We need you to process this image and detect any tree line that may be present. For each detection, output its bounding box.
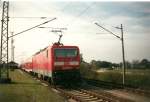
[89,59,150,70]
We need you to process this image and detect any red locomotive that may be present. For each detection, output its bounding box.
[21,42,81,84]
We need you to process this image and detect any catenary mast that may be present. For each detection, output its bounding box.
[0,1,10,83]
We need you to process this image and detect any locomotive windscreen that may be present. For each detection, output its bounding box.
[54,48,78,57]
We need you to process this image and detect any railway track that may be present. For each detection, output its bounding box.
[57,87,116,102]
[37,78,117,102]
[37,79,133,102]
[56,84,134,102]
[84,78,150,97]
[22,70,134,102]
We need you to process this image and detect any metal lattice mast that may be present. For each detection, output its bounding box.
[0,1,9,80]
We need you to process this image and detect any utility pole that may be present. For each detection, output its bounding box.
[120,24,126,85]
[0,1,10,83]
[95,23,126,85]
[115,24,126,85]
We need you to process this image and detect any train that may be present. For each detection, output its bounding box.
[21,42,81,84]
[21,57,32,72]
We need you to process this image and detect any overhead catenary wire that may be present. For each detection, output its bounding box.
[61,2,122,37]
[9,17,50,19]
[26,2,73,33]
[8,18,56,38]
[95,22,121,39]
[44,2,72,28]
[73,2,99,24]
[62,2,118,38]
[66,2,95,28]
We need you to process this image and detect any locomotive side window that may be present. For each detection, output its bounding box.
[54,48,77,57]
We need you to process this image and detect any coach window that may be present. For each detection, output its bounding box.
[46,50,48,58]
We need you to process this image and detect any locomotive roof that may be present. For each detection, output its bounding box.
[33,44,78,56]
[34,46,48,55]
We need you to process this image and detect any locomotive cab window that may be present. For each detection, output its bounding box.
[54,48,78,57]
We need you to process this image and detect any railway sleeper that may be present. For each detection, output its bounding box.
[81,98,100,101]
[73,94,91,97]
[80,89,115,102]
[57,88,86,102]
[72,90,113,102]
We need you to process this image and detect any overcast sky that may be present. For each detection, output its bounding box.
[1,1,150,63]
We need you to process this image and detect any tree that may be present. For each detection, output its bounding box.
[100,61,112,68]
[90,60,113,69]
[131,60,140,69]
[80,53,84,62]
[126,61,131,69]
[140,59,150,68]
[112,63,120,69]
[90,60,98,70]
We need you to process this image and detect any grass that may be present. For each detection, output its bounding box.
[0,69,65,102]
[80,66,150,90]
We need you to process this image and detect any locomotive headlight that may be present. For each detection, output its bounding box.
[54,61,79,66]
[54,62,64,66]
[69,61,79,65]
